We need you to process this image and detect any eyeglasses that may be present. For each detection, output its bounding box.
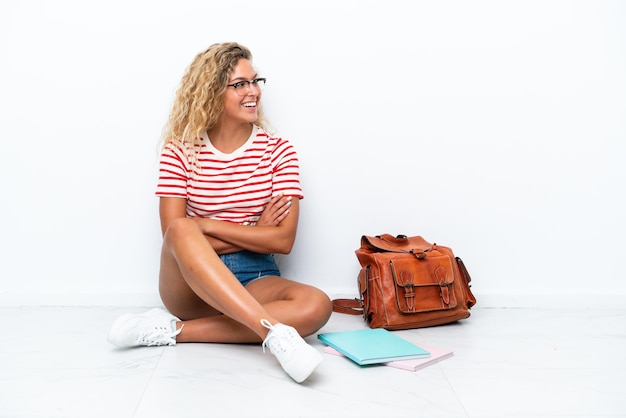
[227,78,266,96]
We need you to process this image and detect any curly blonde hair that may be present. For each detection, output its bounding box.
[161,42,267,152]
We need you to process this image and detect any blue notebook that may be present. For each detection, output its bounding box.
[317,328,430,365]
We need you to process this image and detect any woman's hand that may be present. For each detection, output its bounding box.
[256,194,292,227]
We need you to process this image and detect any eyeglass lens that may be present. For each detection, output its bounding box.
[234,79,265,95]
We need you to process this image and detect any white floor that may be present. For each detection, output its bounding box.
[1,305,625,418]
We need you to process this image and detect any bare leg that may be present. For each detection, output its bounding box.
[174,277,332,343]
[159,217,332,343]
[159,217,278,339]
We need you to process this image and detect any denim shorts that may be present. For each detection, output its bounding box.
[219,250,281,287]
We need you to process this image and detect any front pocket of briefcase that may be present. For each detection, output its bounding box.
[389,253,458,313]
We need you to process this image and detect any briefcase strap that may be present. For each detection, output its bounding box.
[331,298,363,315]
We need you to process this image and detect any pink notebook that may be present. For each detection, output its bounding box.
[323,345,453,371]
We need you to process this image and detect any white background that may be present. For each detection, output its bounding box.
[1,0,624,307]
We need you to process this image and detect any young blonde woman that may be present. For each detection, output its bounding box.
[107,42,332,383]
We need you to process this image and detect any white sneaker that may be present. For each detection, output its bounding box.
[107,308,182,347]
[261,319,323,383]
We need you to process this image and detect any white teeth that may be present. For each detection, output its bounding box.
[243,102,256,107]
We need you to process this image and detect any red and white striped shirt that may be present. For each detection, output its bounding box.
[156,126,303,225]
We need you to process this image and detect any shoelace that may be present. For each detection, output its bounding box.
[138,323,183,346]
[260,319,274,353]
[260,319,295,354]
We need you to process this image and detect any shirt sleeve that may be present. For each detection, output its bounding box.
[155,143,190,198]
[271,138,304,200]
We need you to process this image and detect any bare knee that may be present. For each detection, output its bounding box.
[163,217,200,245]
[297,287,333,337]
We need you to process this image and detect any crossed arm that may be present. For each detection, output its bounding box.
[159,194,299,255]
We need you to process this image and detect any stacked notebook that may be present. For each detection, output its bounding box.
[317,328,453,371]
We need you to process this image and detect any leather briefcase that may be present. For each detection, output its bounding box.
[333,234,477,330]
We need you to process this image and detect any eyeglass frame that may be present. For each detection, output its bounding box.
[226,78,267,96]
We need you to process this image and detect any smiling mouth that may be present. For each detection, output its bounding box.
[243,101,257,108]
